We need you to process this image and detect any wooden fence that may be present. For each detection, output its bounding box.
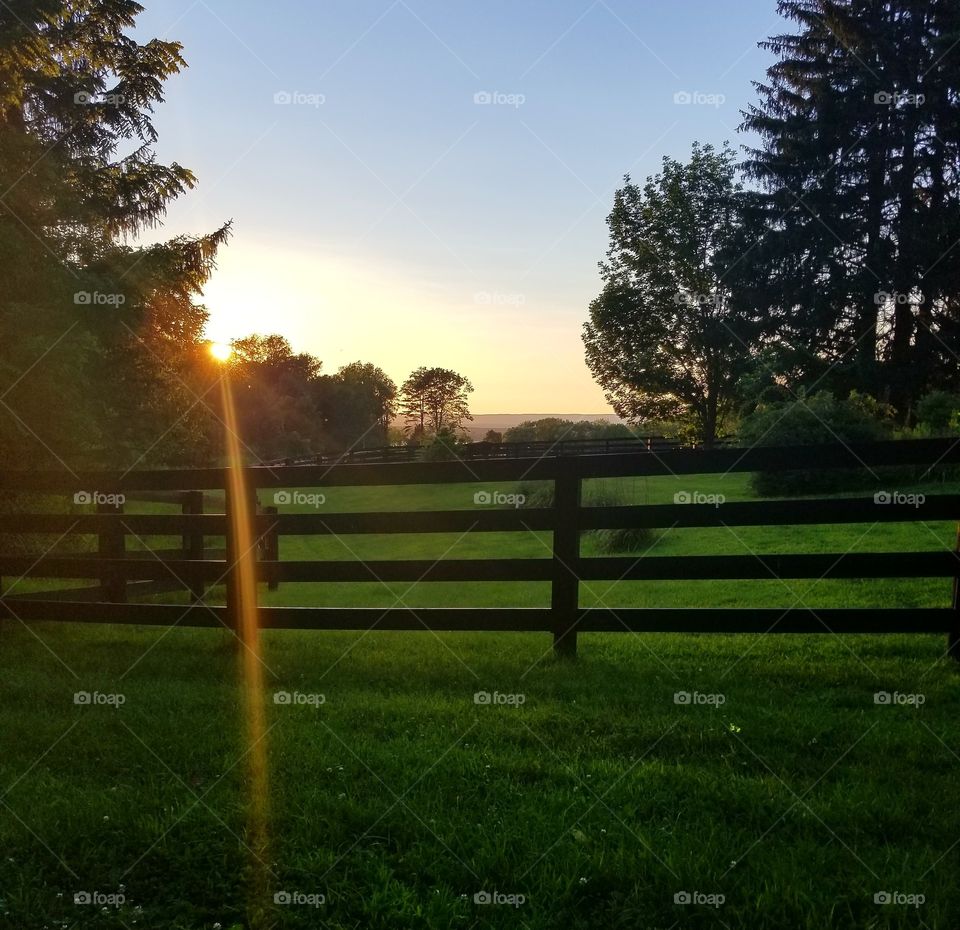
[266,434,679,467]
[1,438,959,658]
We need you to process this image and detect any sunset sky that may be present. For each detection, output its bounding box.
[137,0,780,412]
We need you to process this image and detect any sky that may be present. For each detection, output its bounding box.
[135,0,783,413]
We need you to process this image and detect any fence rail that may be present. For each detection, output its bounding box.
[266,434,679,467]
[1,438,959,657]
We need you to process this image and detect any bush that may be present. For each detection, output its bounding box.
[419,428,466,462]
[517,480,554,509]
[915,390,960,434]
[518,479,653,552]
[591,525,653,554]
[738,391,895,496]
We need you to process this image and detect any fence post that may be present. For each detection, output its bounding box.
[263,505,280,591]
[950,523,960,661]
[97,498,126,603]
[551,466,581,658]
[182,491,205,602]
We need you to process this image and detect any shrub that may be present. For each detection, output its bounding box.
[591,525,653,554]
[915,390,960,434]
[517,480,554,509]
[738,391,895,496]
[518,479,653,551]
[419,428,465,462]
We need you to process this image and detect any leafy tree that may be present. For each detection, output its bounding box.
[742,0,960,414]
[583,143,762,446]
[398,367,473,437]
[320,361,397,450]
[0,0,230,469]
[227,334,323,460]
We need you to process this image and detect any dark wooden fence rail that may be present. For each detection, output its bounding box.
[266,434,679,467]
[1,438,959,658]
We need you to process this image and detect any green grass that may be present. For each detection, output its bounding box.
[1,625,959,929]
[2,473,959,928]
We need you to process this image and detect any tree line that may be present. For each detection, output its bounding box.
[585,0,960,446]
[224,341,475,462]
[0,2,473,469]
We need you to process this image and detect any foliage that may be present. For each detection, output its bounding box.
[915,390,960,434]
[739,390,895,495]
[503,418,632,443]
[398,366,473,437]
[0,0,230,469]
[741,0,960,413]
[584,143,763,446]
[318,361,397,452]
[225,334,324,461]
[419,427,466,461]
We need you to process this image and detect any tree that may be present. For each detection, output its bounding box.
[322,361,397,450]
[398,367,474,437]
[0,0,230,469]
[741,0,960,415]
[227,334,323,460]
[583,144,762,446]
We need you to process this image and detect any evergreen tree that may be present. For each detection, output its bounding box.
[742,0,960,415]
[0,0,230,468]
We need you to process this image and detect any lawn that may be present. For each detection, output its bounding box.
[0,624,958,929]
[1,471,959,928]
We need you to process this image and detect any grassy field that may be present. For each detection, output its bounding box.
[1,472,959,928]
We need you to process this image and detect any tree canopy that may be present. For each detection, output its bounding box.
[584,144,761,446]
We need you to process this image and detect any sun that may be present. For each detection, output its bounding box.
[209,341,232,362]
